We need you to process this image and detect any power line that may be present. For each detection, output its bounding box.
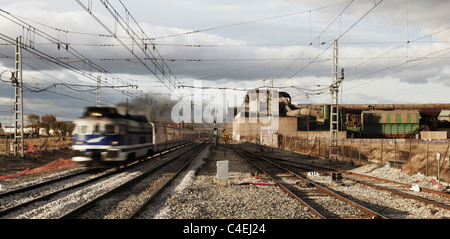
[2,56,312,62]
[181,1,354,83]
[148,1,352,40]
[0,9,160,109]
[347,25,450,74]
[345,46,450,91]
[0,32,124,105]
[274,0,384,95]
[76,0,187,106]
[0,104,69,120]
[275,0,355,82]
[10,36,447,49]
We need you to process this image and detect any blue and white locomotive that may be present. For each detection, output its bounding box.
[71,107,197,166]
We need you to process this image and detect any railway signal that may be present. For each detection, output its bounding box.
[221,130,232,142]
[221,130,232,156]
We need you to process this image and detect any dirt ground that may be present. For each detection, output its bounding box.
[271,136,450,184]
[1,137,448,186]
[0,137,74,177]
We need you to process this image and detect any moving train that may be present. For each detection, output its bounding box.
[71,107,197,166]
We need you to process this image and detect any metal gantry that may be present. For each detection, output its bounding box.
[329,39,343,161]
[13,36,24,157]
[96,76,101,107]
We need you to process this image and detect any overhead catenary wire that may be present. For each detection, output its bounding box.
[274,0,384,98]
[0,32,128,106]
[76,0,187,106]
[275,0,355,83]
[333,24,450,96]
[53,0,359,95]
[1,1,351,44]
[146,1,352,41]
[8,39,445,49]
[0,0,398,99]
[1,1,447,107]
[345,46,450,91]
[0,104,72,120]
[347,25,450,73]
[194,0,355,83]
[0,8,160,109]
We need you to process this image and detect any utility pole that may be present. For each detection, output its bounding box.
[12,36,24,157]
[329,39,343,161]
[96,76,101,107]
[214,110,218,147]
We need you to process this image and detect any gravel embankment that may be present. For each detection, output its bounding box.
[1,142,449,219]
[142,143,450,219]
[139,144,314,219]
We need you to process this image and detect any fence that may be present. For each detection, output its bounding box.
[1,136,73,156]
[277,135,450,181]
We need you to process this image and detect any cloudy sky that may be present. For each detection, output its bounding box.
[1,0,450,124]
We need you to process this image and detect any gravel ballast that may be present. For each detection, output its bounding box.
[1,142,449,219]
[143,143,450,219]
[139,144,314,219]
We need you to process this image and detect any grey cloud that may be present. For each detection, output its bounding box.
[0,0,449,121]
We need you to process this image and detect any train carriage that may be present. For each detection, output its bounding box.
[71,107,197,166]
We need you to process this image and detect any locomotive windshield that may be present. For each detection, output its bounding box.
[74,123,126,135]
[105,124,116,135]
[104,124,127,135]
[74,124,91,135]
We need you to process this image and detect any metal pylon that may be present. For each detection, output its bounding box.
[329,105,339,160]
[96,76,101,107]
[329,39,341,161]
[13,36,24,157]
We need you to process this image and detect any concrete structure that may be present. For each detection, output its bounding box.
[232,90,450,147]
[233,115,345,147]
[231,90,346,147]
[420,131,447,140]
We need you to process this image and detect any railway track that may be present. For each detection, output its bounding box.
[0,140,206,219]
[0,167,108,217]
[233,148,388,219]
[63,140,209,219]
[251,151,450,219]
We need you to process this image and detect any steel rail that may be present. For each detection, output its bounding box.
[262,154,450,198]
[340,171,450,198]
[286,170,388,219]
[58,142,203,219]
[0,141,195,218]
[0,167,121,217]
[345,177,450,211]
[260,154,450,212]
[233,149,326,219]
[0,168,97,198]
[240,149,388,219]
[128,139,211,218]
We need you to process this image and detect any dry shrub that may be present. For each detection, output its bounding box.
[441,168,450,182]
[401,161,418,174]
[342,145,369,163]
[403,153,450,182]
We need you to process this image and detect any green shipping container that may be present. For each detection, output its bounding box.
[362,110,419,124]
[322,105,330,120]
[361,110,420,137]
[363,123,420,136]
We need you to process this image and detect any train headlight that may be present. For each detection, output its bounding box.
[111,141,119,145]
[75,141,84,145]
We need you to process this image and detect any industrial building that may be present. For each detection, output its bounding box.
[231,90,450,147]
